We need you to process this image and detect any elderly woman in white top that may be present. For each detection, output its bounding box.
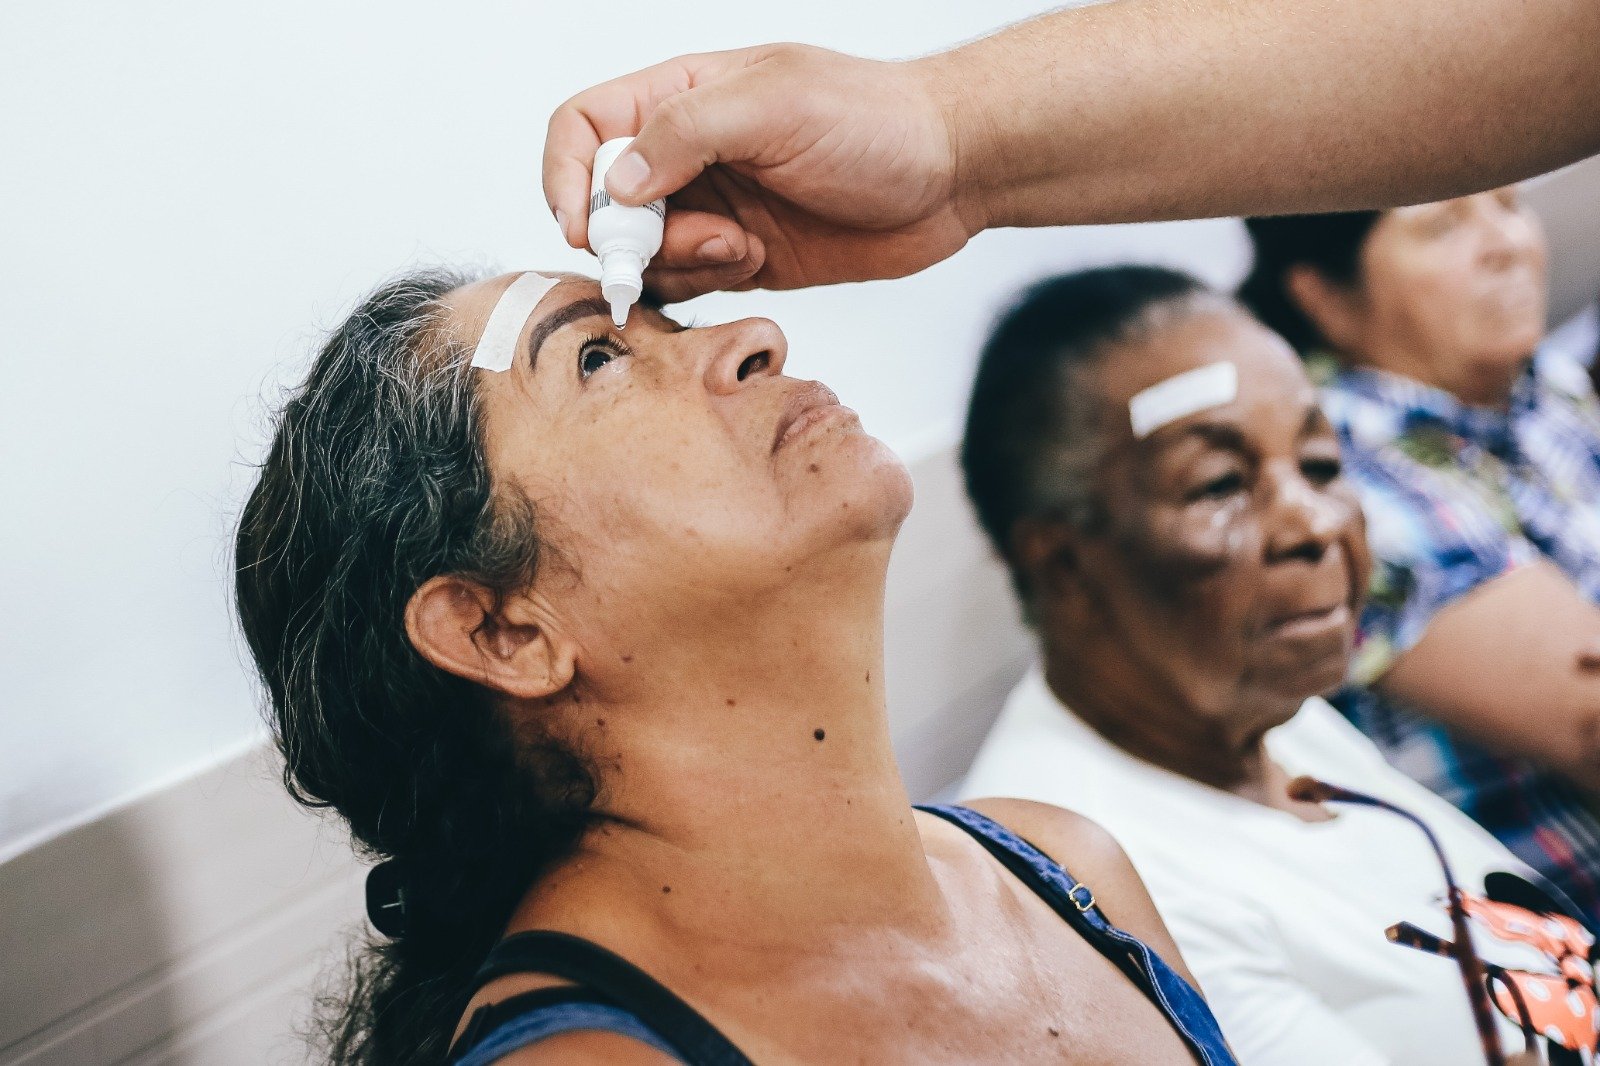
[959,265,1595,1066]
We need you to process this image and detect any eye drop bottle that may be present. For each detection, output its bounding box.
[589,137,665,328]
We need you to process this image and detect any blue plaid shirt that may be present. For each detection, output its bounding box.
[1320,354,1600,923]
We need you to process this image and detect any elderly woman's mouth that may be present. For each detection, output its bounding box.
[1265,602,1351,641]
[1482,281,1543,315]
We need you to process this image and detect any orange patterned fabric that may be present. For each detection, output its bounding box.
[1463,894,1598,1054]
[1486,970,1597,1053]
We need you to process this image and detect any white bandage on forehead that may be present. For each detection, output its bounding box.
[469,272,561,372]
[1128,361,1239,438]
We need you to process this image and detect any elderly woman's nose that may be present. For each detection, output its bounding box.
[1265,475,1345,559]
[1476,198,1540,268]
[699,317,788,394]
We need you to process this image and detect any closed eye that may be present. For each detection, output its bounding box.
[1301,457,1342,485]
[1191,472,1245,500]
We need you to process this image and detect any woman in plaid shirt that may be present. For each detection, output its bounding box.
[1242,192,1600,924]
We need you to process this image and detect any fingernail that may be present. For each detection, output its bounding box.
[554,208,569,241]
[695,236,739,263]
[607,151,651,198]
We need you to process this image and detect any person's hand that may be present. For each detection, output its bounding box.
[542,44,983,302]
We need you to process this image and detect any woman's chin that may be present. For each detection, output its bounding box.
[798,431,914,540]
[1255,642,1354,705]
[1473,305,1546,364]
[847,445,915,541]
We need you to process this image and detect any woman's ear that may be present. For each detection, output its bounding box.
[404,576,577,700]
[1010,517,1086,612]
[1285,264,1366,354]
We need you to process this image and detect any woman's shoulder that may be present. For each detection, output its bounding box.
[954,799,1145,905]
[952,799,1203,989]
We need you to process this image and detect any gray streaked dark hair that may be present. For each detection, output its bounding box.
[234,269,596,1065]
[961,265,1218,614]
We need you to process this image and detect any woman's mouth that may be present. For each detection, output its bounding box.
[1480,275,1545,316]
[773,382,853,452]
[1265,602,1351,641]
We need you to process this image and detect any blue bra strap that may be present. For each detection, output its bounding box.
[917,804,1238,1066]
[451,995,681,1065]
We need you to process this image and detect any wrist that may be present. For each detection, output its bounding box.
[909,48,998,238]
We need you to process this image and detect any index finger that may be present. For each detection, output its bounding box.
[541,50,749,249]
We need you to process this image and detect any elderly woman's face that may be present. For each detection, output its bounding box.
[1078,308,1370,722]
[448,275,912,636]
[1356,188,1547,372]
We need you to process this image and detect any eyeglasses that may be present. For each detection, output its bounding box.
[1388,915,1597,1058]
[1286,776,1597,1066]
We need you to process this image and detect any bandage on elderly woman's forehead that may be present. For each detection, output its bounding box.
[1127,362,1240,439]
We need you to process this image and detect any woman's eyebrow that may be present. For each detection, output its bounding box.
[524,296,614,368]
[1173,421,1249,453]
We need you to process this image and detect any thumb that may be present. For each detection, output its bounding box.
[605,76,768,205]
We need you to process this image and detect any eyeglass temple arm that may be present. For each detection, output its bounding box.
[1290,776,1506,1066]
[1388,922,1538,1054]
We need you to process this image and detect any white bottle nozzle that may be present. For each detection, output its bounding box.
[599,248,645,328]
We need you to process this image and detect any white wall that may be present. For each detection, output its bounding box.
[1533,154,1600,325]
[2,0,1259,858]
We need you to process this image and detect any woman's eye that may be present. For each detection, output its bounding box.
[1192,472,1245,500]
[1301,457,1342,485]
[1422,208,1468,239]
[578,342,618,380]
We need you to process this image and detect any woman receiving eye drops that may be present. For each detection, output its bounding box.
[235,267,1237,1065]
[588,137,664,327]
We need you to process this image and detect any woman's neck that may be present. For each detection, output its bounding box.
[1347,343,1526,410]
[1042,647,1309,815]
[526,551,953,948]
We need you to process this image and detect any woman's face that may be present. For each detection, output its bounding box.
[448,274,913,650]
[1074,307,1371,731]
[1350,188,1548,379]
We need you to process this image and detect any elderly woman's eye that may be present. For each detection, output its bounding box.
[1419,206,1466,239]
[1193,472,1245,500]
[1302,457,1342,485]
[578,339,621,380]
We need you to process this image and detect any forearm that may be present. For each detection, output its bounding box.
[1380,563,1600,790]
[928,0,1600,229]
[1380,673,1600,793]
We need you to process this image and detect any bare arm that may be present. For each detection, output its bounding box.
[948,0,1600,230]
[1379,561,1600,791]
[542,1,1600,298]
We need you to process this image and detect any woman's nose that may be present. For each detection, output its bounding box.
[1264,475,1346,562]
[700,317,788,394]
[1476,196,1541,270]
